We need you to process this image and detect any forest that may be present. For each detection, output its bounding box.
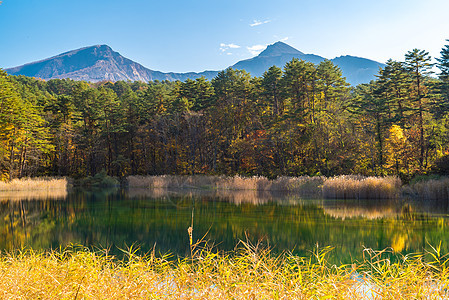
[1,43,449,182]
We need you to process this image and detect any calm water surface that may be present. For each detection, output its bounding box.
[1,188,449,262]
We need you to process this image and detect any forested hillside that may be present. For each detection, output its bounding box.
[1,44,449,181]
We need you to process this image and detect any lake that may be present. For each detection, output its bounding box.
[1,188,448,263]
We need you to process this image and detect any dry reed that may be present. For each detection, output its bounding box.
[409,177,449,201]
[0,177,69,192]
[322,175,401,200]
[127,175,324,195]
[128,175,405,200]
[0,244,448,299]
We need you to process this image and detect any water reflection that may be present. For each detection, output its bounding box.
[322,199,400,220]
[0,188,448,263]
[0,189,68,201]
[127,188,307,205]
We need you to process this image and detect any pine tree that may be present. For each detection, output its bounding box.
[436,40,449,113]
[404,49,433,169]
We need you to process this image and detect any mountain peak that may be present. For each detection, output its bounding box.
[5,44,219,83]
[58,44,115,58]
[258,41,304,57]
[5,42,384,85]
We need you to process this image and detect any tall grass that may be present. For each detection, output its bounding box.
[0,177,69,200]
[129,175,403,200]
[0,244,448,299]
[0,177,69,191]
[408,177,449,201]
[322,175,401,200]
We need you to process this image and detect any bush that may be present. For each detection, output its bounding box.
[78,171,119,188]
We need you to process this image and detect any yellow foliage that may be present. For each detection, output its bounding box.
[385,125,409,173]
[387,125,406,148]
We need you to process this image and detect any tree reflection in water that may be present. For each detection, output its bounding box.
[0,188,448,263]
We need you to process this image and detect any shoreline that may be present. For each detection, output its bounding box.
[1,174,449,201]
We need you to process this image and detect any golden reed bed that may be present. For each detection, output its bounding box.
[0,177,69,201]
[128,175,403,200]
[0,177,69,191]
[0,244,448,299]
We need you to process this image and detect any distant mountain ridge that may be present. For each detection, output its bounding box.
[6,45,217,83]
[232,42,384,85]
[5,42,385,85]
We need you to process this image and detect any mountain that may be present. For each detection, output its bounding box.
[232,42,326,76]
[5,45,218,82]
[232,41,384,85]
[330,55,385,86]
[5,42,384,85]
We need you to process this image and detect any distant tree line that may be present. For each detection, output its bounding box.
[2,41,449,181]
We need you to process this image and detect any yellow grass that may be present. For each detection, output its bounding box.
[128,175,403,200]
[0,243,448,299]
[0,177,69,201]
[322,176,401,200]
[0,177,69,191]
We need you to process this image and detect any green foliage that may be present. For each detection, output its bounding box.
[2,43,449,179]
[77,170,119,187]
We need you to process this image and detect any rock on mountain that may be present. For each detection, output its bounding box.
[5,42,384,85]
[6,45,217,82]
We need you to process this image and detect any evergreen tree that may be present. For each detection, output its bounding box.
[404,49,433,169]
[436,40,449,114]
[261,66,283,118]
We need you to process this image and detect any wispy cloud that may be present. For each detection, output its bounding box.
[220,43,241,55]
[280,37,289,42]
[220,43,240,50]
[247,44,267,56]
[250,19,271,27]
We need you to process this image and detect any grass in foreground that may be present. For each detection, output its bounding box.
[1,243,448,299]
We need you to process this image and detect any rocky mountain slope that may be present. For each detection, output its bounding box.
[6,42,384,85]
[6,45,216,82]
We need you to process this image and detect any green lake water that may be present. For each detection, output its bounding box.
[1,188,449,263]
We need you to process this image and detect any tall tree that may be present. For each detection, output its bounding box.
[376,60,411,124]
[0,70,23,179]
[436,40,449,114]
[261,66,283,118]
[350,83,391,174]
[404,49,433,169]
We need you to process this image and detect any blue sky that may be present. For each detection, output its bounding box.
[1,0,449,72]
